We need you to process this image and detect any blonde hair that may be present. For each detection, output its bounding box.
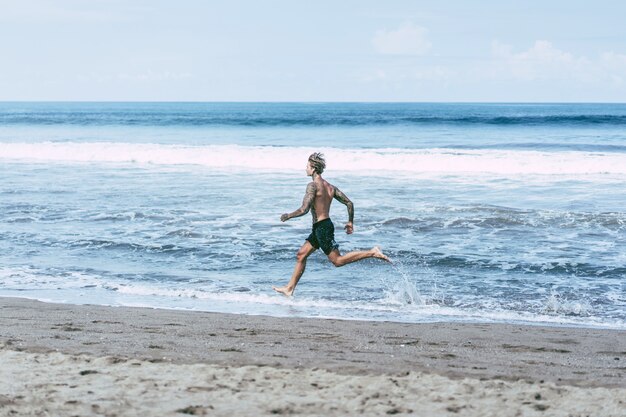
[308,152,326,175]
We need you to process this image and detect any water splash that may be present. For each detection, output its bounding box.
[380,260,425,306]
[542,292,592,316]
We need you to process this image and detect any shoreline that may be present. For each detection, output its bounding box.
[5,293,624,331]
[1,296,625,416]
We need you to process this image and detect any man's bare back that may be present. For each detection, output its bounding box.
[309,177,333,223]
[289,176,354,230]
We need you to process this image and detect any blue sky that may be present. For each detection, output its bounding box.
[1,0,625,102]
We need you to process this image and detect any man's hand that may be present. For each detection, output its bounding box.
[280,213,290,222]
[344,222,353,234]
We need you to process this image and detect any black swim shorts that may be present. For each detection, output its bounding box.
[306,218,339,255]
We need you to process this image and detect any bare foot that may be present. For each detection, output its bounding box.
[372,246,392,263]
[272,286,294,297]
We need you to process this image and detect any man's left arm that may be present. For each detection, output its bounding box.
[333,186,354,234]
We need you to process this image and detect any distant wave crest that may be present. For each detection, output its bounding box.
[3,142,626,176]
[2,113,626,127]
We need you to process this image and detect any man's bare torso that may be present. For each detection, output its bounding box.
[309,178,335,223]
[280,171,353,228]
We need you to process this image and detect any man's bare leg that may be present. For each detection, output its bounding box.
[273,241,317,297]
[327,246,390,267]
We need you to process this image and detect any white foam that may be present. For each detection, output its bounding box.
[2,141,626,176]
[113,283,398,312]
[543,293,593,316]
[0,266,102,290]
[1,268,624,329]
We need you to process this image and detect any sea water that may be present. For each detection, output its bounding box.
[1,102,625,328]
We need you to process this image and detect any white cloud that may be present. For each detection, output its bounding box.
[486,40,626,87]
[372,23,432,56]
[360,39,626,100]
[490,40,596,82]
[601,51,626,85]
[602,51,626,67]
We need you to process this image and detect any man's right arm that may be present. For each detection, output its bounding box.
[281,182,316,222]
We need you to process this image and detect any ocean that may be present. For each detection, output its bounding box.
[1,102,625,329]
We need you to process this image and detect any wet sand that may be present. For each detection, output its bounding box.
[1,297,624,416]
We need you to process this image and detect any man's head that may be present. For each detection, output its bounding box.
[307,152,326,176]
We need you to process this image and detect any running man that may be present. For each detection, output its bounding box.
[273,153,390,297]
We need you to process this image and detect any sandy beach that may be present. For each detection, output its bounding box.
[0,297,624,416]
[3,0,626,414]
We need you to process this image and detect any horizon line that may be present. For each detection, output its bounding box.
[1,100,626,105]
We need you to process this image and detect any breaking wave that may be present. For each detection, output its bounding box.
[3,142,626,176]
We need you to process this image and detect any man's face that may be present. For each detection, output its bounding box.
[306,161,314,176]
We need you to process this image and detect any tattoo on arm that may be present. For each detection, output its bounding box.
[288,182,316,219]
[333,187,354,223]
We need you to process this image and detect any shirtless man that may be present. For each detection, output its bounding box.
[273,153,390,297]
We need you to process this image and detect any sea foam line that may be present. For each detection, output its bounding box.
[3,142,626,176]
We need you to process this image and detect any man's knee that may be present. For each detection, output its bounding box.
[329,255,343,267]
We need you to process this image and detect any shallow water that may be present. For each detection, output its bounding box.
[1,102,625,328]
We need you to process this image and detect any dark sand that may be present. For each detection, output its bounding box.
[1,297,624,387]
